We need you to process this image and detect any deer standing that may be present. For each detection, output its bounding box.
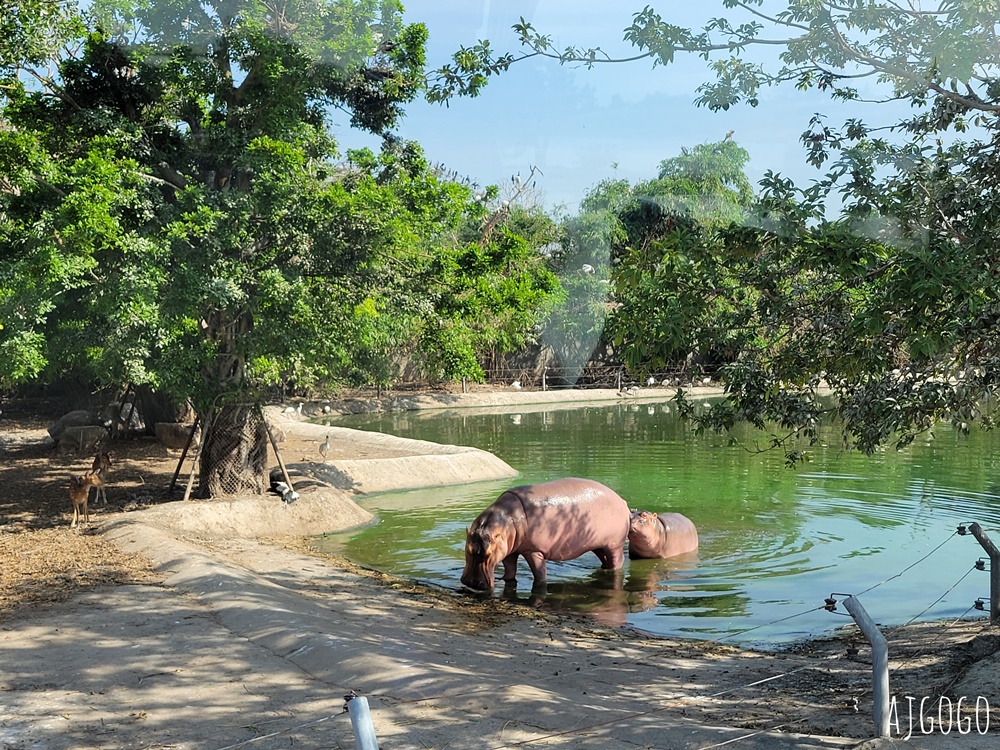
[68,473,104,528]
[89,451,112,505]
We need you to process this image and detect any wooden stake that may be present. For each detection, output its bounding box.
[169,415,201,496]
[183,410,211,501]
[262,411,295,494]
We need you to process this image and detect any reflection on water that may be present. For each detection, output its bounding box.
[314,400,1000,644]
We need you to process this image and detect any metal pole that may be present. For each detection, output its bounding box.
[842,596,890,738]
[346,695,380,750]
[969,523,1000,624]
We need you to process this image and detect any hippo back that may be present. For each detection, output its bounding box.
[506,478,630,561]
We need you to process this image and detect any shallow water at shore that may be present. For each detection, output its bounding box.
[317,399,1000,645]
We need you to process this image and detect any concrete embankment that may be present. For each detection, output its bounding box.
[122,405,518,539]
[306,385,726,416]
[275,411,518,495]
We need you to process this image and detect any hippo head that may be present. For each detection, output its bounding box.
[629,510,658,533]
[628,509,663,560]
[460,525,506,590]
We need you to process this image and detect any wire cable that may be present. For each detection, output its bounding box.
[901,565,978,627]
[210,713,343,750]
[889,602,982,677]
[703,604,828,645]
[706,665,814,699]
[855,530,958,597]
[697,718,809,749]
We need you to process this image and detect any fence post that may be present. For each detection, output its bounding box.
[542,368,547,391]
[840,596,890,738]
[345,694,380,750]
[968,523,1000,624]
[616,367,622,392]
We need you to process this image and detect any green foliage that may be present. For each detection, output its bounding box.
[650,140,753,224]
[610,211,744,372]
[550,141,754,376]
[426,39,515,104]
[430,2,1000,457]
[0,0,83,80]
[420,215,562,380]
[0,0,562,407]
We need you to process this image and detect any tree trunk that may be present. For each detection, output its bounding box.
[194,308,265,497]
[197,403,268,498]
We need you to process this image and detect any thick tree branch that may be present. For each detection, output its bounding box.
[826,20,1000,114]
[156,162,187,190]
[31,173,66,196]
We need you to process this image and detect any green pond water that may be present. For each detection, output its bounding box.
[314,398,1000,645]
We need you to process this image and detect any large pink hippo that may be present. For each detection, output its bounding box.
[628,510,699,559]
[461,478,631,590]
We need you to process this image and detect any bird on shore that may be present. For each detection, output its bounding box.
[319,434,331,459]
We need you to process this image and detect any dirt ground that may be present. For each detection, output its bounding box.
[1,394,999,749]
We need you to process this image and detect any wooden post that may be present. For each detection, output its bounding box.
[182,410,211,501]
[168,415,201,496]
[262,412,295,495]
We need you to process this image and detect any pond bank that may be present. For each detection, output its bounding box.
[288,383,728,417]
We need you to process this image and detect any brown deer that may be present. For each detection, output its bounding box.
[68,473,104,528]
[89,451,112,505]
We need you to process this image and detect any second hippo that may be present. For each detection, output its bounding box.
[628,510,699,559]
[460,477,631,590]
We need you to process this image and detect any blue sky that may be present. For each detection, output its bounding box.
[336,1,911,213]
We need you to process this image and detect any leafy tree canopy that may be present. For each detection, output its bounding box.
[431,2,1000,457]
[0,0,561,493]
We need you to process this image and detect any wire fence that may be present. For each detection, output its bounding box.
[195,534,988,750]
[433,523,990,748]
[264,364,720,399]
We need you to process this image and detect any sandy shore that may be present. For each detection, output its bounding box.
[1,388,997,750]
